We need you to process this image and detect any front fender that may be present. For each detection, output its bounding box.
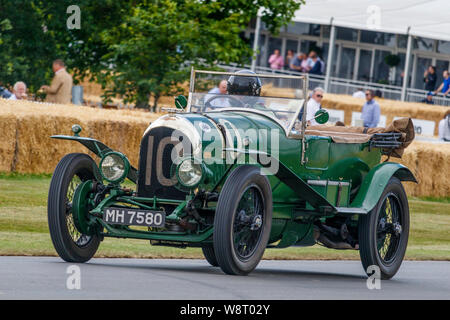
[350,162,417,212]
[51,135,137,183]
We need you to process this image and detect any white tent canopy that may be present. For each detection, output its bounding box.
[292,0,450,42]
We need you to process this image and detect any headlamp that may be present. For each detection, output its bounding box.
[99,152,129,183]
[176,158,203,187]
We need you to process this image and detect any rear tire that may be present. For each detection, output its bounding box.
[358,177,409,280]
[213,165,272,275]
[48,153,101,263]
[201,244,219,267]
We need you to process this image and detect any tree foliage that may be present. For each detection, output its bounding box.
[0,0,303,109]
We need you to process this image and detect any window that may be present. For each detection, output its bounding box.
[338,47,356,79]
[372,50,391,83]
[360,31,396,47]
[322,25,331,39]
[300,40,319,56]
[414,38,434,52]
[336,27,357,41]
[394,53,406,86]
[398,35,408,48]
[286,22,320,36]
[414,57,432,89]
[437,41,450,54]
[358,49,372,82]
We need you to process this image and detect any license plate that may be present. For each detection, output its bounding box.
[103,207,165,228]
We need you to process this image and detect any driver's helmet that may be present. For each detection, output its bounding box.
[227,70,262,96]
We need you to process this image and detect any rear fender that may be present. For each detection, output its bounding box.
[350,162,417,212]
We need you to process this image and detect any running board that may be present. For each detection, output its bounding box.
[334,207,368,215]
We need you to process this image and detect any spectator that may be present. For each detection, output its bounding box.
[268,49,284,70]
[285,50,294,69]
[205,79,229,108]
[361,89,380,128]
[40,59,73,104]
[374,89,383,99]
[421,92,434,105]
[307,51,324,75]
[352,88,365,99]
[0,85,12,99]
[289,52,305,72]
[423,66,437,91]
[434,70,450,97]
[8,81,27,100]
[299,87,324,126]
[438,111,450,141]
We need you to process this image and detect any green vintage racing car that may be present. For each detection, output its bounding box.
[48,69,416,279]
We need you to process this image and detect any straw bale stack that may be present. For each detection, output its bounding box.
[0,98,448,197]
[0,98,161,172]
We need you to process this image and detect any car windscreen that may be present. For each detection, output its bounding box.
[188,71,306,131]
[190,92,304,130]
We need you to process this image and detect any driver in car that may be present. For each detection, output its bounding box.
[226,70,263,108]
[203,70,264,111]
[205,79,230,108]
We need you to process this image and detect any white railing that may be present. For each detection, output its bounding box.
[218,63,450,107]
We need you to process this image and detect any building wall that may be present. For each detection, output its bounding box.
[247,21,450,91]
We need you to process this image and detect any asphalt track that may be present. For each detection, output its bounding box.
[0,257,448,299]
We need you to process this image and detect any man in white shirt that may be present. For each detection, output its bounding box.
[438,112,450,142]
[8,81,27,100]
[352,88,365,99]
[304,87,324,126]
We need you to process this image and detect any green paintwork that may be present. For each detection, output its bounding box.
[72,180,94,235]
[52,89,416,249]
[175,95,188,109]
[350,162,417,212]
[98,151,131,184]
[51,135,138,183]
[314,109,329,125]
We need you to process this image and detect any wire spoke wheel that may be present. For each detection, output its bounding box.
[233,186,264,261]
[358,177,410,280]
[65,176,92,247]
[214,165,272,276]
[376,193,403,264]
[48,153,101,263]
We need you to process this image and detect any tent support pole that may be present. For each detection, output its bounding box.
[401,31,413,101]
[251,14,262,72]
[324,20,336,93]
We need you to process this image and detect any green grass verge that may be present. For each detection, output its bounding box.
[0,175,449,260]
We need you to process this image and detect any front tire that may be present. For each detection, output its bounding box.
[358,177,410,280]
[213,165,272,275]
[201,244,219,267]
[48,153,101,263]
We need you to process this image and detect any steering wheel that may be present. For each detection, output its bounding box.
[203,95,246,111]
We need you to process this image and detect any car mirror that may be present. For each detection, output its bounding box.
[314,109,329,124]
[175,95,188,110]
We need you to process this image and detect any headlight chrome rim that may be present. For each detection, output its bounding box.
[99,151,130,183]
[176,158,203,188]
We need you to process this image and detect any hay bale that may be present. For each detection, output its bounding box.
[0,98,161,173]
[0,114,18,171]
[391,141,450,198]
[0,98,448,197]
